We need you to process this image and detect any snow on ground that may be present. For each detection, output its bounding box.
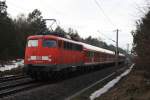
[0,60,24,72]
[90,64,134,100]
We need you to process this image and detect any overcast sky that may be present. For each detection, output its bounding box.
[6,0,148,50]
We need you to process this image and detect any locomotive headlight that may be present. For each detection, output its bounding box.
[28,56,36,61]
[42,56,52,61]
[30,56,36,60]
[42,56,49,60]
[27,56,51,61]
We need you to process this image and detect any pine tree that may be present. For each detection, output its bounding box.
[0,1,17,65]
[132,8,150,69]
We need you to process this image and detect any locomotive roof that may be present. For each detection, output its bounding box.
[27,35,124,56]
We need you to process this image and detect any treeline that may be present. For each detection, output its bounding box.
[0,1,48,64]
[0,1,126,64]
[132,7,150,70]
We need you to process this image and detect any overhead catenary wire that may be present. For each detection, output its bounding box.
[97,30,116,43]
[93,0,122,56]
[94,0,116,28]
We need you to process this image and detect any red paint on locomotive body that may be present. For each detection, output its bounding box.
[25,35,84,67]
[25,35,60,65]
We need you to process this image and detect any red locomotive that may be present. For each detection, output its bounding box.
[24,33,125,79]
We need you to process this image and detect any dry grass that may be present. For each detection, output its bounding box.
[96,68,150,100]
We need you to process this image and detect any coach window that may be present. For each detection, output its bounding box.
[68,43,72,50]
[87,51,93,57]
[72,44,75,50]
[66,42,69,49]
[64,41,66,49]
[87,51,90,57]
[74,44,77,50]
[43,40,57,47]
[64,41,68,49]
[76,44,82,51]
[91,52,94,57]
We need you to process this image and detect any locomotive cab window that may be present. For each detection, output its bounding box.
[43,40,57,47]
[27,40,38,47]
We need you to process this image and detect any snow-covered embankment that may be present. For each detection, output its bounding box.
[0,60,24,72]
[90,64,134,100]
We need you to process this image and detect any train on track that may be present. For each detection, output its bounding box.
[24,33,125,79]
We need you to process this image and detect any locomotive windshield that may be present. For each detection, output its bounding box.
[43,40,57,47]
[27,40,38,47]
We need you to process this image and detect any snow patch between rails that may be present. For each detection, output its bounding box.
[0,60,24,72]
[90,64,134,100]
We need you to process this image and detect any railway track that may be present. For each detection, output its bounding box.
[0,76,45,98]
[0,74,27,83]
[0,81,44,98]
[0,65,127,100]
